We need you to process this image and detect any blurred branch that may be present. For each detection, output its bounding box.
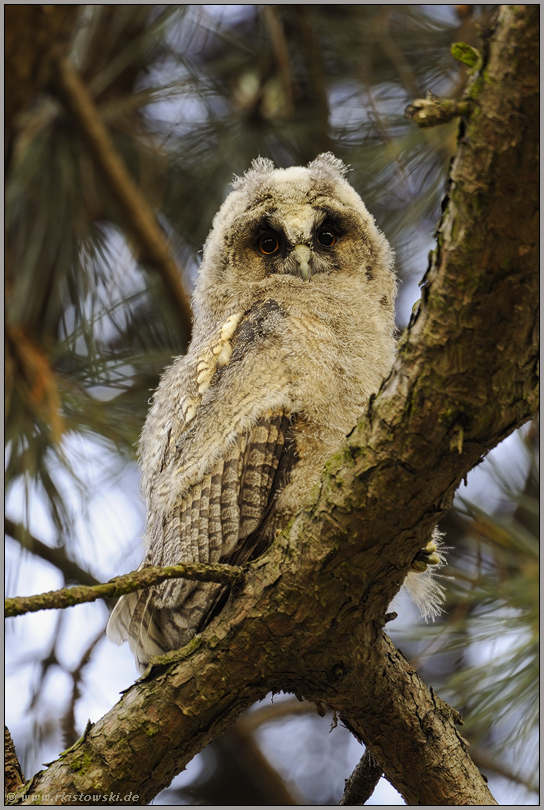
[339,749,383,806]
[5,562,244,618]
[5,325,65,442]
[61,628,106,748]
[262,6,294,116]
[5,519,100,588]
[5,726,25,795]
[236,697,319,734]
[470,746,538,794]
[54,57,193,341]
[293,7,333,158]
[5,4,80,173]
[375,7,419,96]
[215,725,301,805]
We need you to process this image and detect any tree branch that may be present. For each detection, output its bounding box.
[10,6,537,806]
[262,6,294,116]
[211,726,301,806]
[54,57,193,341]
[5,519,100,588]
[5,563,244,618]
[470,746,538,794]
[339,749,383,806]
[5,726,25,796]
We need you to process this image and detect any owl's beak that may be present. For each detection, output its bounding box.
[293,244,312,281]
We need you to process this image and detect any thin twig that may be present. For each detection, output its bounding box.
[339,748,383,806]
[5,562,244,618]
[5,518,100,587]
[55,57,193,339]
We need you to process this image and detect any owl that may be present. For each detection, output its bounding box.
[107,153,442,671]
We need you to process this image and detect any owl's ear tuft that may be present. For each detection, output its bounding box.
[232,157,276,191]
[307,153,349,182]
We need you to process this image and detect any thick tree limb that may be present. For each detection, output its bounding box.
[10,6,537,806]
[55,58,193,340]
[5,563,244,618]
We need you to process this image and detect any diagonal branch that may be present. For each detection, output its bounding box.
[54,58,193,340]
[339,748,383,806]
[5,519,100,588]
[9,6,538,806]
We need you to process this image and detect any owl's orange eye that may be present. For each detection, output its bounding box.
[317,229,336,247]
[259,236,280,255]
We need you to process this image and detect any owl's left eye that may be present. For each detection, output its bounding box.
[316,229,336,247]
[259,236,280,255]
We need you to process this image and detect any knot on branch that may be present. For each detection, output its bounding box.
[404,94,475,128]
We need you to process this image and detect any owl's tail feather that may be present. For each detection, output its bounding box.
[107,580,226,673]
[107,590,170,673]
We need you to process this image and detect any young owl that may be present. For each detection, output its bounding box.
[107,153,442,671]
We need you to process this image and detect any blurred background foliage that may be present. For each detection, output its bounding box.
[5,4,538,805]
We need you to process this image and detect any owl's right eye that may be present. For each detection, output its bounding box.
[259,236,280,255]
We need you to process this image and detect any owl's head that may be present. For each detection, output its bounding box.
[193,153,396,328]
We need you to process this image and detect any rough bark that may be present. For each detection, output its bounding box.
[339,749,383,806]
[5,727,25,796]
[8,6,538,806]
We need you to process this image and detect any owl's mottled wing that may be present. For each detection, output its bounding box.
[108,403,297,670]
[108,411,295,667]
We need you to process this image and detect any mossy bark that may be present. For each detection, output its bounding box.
[10,5,538,806]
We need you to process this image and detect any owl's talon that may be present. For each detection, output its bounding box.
[411,541,441,572]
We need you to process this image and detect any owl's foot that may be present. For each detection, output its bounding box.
[411,540,441,573]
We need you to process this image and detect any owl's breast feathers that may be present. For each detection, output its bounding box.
[108,292,393,668]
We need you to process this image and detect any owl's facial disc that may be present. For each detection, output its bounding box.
[235,196,369,284]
